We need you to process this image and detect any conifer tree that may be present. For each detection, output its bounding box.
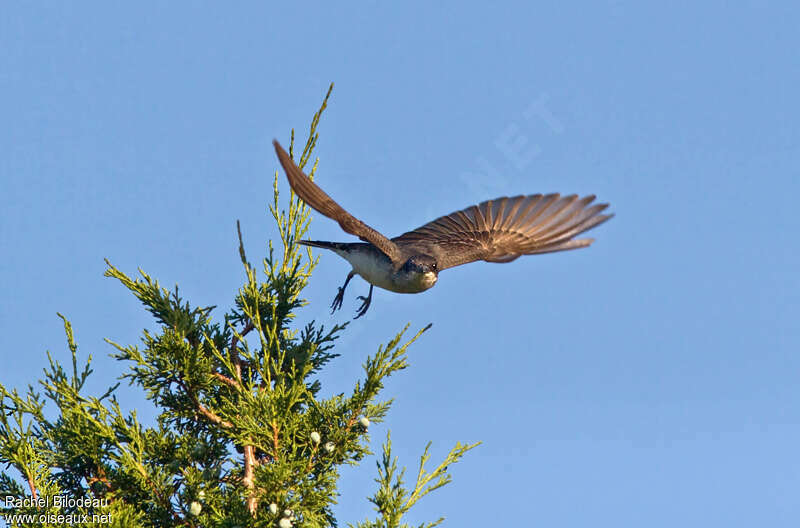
[0,85,478,528]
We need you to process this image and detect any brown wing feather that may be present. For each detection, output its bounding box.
[273,141,402,262]
[393,194,613,270]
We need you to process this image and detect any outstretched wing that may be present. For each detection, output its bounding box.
[393,194,613,270]
[273,141,402,262]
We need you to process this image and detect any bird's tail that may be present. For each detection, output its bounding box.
[298,240,349,252]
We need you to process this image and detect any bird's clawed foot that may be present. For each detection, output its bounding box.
[330,271,355,314]
[354,285,374,319]
[330,287,346,313]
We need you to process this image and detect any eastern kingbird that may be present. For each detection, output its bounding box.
[274,141,613,318]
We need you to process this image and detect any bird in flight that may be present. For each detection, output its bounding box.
[273,141,613,318]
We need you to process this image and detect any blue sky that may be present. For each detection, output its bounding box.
[2,2,799,526]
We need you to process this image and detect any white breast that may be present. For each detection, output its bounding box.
[336,248,398,291]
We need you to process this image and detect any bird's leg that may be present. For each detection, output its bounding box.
[331,271,355,314]
[354,284,374,319]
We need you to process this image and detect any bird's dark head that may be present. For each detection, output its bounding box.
[403,254,438,274]
[398,254,439,292]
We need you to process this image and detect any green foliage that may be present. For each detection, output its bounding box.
[0,84,477,528]
[351,433,479,528]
